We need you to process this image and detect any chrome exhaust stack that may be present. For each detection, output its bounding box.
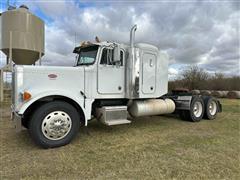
[126,25,139,99]
[130,24,137,48]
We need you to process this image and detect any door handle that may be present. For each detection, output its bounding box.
[150,59,153,67]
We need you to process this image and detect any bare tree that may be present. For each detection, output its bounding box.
[180,66,209,90]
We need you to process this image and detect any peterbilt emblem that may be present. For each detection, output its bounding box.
[48,74,57,79]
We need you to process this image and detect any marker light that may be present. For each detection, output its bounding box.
[23,91,31,101]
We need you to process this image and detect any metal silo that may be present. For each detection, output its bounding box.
[0,5,45,65]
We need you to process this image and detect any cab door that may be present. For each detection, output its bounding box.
[97,48,125,94]
[142,52,157,94]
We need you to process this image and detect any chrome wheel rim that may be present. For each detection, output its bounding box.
[193,101,203,118]
[209,101,217,116]
[41,111,72,140]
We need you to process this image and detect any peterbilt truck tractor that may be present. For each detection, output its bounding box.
[11,24,221,148]
[4,6,221,148]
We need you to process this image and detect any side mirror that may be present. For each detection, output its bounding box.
[113,45,121,62]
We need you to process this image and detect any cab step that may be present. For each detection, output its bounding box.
[105,119,131,126]
[96,106,131,126]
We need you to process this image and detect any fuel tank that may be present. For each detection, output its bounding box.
[128,99,175,117]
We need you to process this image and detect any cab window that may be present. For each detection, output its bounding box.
[77,46,98,66]
[100,48,124,66]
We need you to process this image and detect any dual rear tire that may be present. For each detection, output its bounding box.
[203,96,219,120]
[179,96,218,122]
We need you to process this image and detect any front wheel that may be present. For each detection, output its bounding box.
[29,101,81,148]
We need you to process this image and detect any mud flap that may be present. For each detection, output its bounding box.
[12,112,22,132]
[217,100,222,112]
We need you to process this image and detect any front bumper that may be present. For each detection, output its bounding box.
[11,106,22,132]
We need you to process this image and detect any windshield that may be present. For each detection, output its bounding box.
[77,45,98,66]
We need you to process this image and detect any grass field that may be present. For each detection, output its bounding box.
[0,99,239,179]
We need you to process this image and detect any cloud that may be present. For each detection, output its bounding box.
[0,0,239,76]
[168,67,179,80]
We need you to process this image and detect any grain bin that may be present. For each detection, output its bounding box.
[0,5,44,65]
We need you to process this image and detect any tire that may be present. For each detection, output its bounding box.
[29,101,81,148]
[203,96,218,120]
[184,96,204,122]
[22,117,29,129]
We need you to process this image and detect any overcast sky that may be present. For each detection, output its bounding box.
[0,0,239,79]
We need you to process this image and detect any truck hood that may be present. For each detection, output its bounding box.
[13,65,85,111]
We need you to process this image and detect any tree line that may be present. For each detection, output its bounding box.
[168,66,240,91]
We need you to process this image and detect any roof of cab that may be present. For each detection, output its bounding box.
[73,41,158,53]
[135,43,159,51]
[73,40,129,53]
[73,41,117,53]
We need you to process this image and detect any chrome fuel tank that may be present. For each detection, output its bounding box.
[128,99,175,117]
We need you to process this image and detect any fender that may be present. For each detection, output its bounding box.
[18,90,93,126]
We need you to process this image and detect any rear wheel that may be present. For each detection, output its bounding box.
[203,97,218,120]
[180,96,204,122]
[29,101,81,148]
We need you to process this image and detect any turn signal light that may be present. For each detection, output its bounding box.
[23,91,32,101]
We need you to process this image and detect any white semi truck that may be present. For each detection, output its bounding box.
[11,25,222,148]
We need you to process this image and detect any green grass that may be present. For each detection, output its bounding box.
[0,99,239,179]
